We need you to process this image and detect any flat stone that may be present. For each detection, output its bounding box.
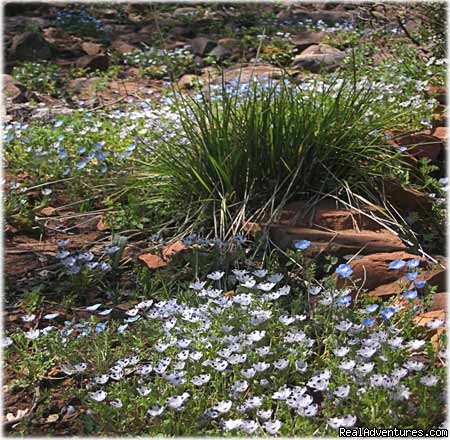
[293,44,345,72]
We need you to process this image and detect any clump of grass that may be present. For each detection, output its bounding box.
[149,74,411,234]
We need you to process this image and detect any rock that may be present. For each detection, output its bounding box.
[178,74,201,89]
[431,126,448,142]
[10,32,51,61]
[173,7,199,17]
[220,64,283,84]
[368,269,446,297]
[430,292,447,311]
[3,74,29,102]
[342,251,425,292]
[189,37,216,56]
[81,42,103,56]
[208,45,232,62]
[138,253,168,269]
[383,180,433,213]
[138,25,155,35]
[275,200,381,231]
[270,225,407,256]
[76,54,110,72]
[390,132,443,162]
[162,241,188,259]
[290,31,325,51]
[292,44,345,72]
[111,40,137,54]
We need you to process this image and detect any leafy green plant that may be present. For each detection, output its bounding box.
[12,61,63,95]
[147,75,412,235]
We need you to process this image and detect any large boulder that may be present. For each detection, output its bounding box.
[10,32,52,61]
[3,74,29,103]
[76,54,110,72]
[292,44,345,72]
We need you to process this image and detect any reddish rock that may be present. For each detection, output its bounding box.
[270,226,406,255]
[81,42,103,56]
[138,253,168,269]
[3,74,29,102]
[390,132,443,162]
[40,206,57,217]
[368,269,446,297]
[76,54,110,72]
[343,251,425,291]
[220,64,282,84]
[383,180,433,213]
[426,85,446,105]
[111,40,137,54]
[178,74,201,89]
[162,241,188,259]
[293,44,345,72]
[432,126,448,142]
[291,31,325,51]
[430,292,447,311]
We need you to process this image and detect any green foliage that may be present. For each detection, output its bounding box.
[12,61,63,95]
[149,75,411,233]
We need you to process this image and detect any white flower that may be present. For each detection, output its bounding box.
[189,351,203,361]
[137,364,153,375]
[166,392,189,410]
[357,346,377,358]
[189,281,206,290]
[98,309,112,316]
[232,380,249,393]
[426,319,444,330]
[257,409,273,420]
[147,404,165,417]
[336,320,352,332]
[333,385,350,398]
[85,303,102,312]
[248,330,266,342]
[404,360,425,371]
[267,273,284,283]
[253,361,270,372]
[210,359,228,371]
[240,419,259,434]
[25,329,40,340]
[295,359,308,373]
[393,384,411,401]
[22,314,36,322]
[241,367,256,379]
[272,386,291,400]
[297,403,318,417]
[110,398,122,408]
[213,400,232,413]
[407,339,426,350]
[263,419,282,435]
[244,396,263,409]
[93,375,109,384]
[307,376,329,391]
[241,278,256,288]
[274,359,289,370]
[191,374,211,386]
[90,390,107,402]
[279,315,296,326]
[333,347,350,357]
[253,269,268,278]
[328,415,357,428]
[387,336,403,348]
[207,271,225,280]
[339,359,356,371]
[255,346,271,357]
[257,282,276,292]
[2,337,13,347]
[420,375,439,386]
[137,386,152,397]
[391,367,408,381]
[356,362,375,375]
[229,353,247,364]
[222,419,243,431]
[155,341,170,352]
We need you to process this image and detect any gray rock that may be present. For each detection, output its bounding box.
[189,37,216,56]
[10,32,52,61]
[292,44,346,73]
[76,54,110,72]
[208,45,231,62]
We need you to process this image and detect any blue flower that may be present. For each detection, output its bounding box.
[335,263,353,278]
[57,239,69,248]
[364,304,379,313]
[405,271,418,281]
[402,290,418,300]
[58,149,68,160]
[414,280,427,289]
[54,120,63,128]
[363,317,376,327]
[95,322,108,333]
[336,295,352,307]
[105,246,120,255]
[76,160,88,169]
[56,251,70,259]
[388,259,406,270]
[67,265,81,275]
[407,259,420,269]
[438,177,448,186]
[295,240,311,250]
[78,146,87,154]
[380,306,397,320]
[100,262,111,271]
[79,252,94,262]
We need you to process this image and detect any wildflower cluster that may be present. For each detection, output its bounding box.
[121,47,197,79]
[12,62,62,95]
[4,260,445,435]
[55,7,105,38]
